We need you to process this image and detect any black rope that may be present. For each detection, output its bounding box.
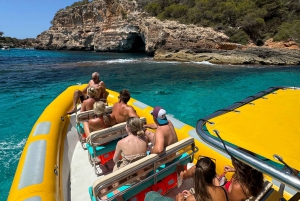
[198,118,214,125]
[213,130,236,160]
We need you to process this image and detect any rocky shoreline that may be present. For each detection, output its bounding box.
[34,0,300,66]
[154,47,300,65]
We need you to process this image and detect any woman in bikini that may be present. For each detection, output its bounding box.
[177,157,228,201]
[83,101,115,138]
[113,117,149,171]
[101,117,149,201]
[221,157,264,201]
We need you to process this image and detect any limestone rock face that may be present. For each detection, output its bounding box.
[154,47,300,65]
[35,0,228,54]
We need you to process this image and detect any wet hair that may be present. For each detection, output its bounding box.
[232,149,264,198]
[126,117,145,137]
[119,89,131,103]
[194,157,216,201]
[93,101,105,115]
[87,87,98,98]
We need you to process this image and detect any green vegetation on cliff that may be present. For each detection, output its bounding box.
[142,0,300,45]
[0,32,36,48]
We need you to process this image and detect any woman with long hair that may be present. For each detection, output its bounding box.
[222,157,264,201]
[176,157,228,201]
[113,117,149,170]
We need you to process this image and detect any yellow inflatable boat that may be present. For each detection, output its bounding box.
[7,85,300,201]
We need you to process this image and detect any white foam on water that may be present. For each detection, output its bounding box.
[191,61,215,65]
[0,138,27,150]
[104,58,139,64]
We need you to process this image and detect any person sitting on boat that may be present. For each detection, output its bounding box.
[180,154,264,201]
[144,106,178,155]
[101,117,149,201]
[111,89,139,124]
[220,156,264,201]
[83,101,115,138]
[99,81,109,105]
[80,86,98,112]
[176,157,229,201]
[113,117,149,171]
[67,72,104,114]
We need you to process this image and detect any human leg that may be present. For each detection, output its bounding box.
[67,89,85,114]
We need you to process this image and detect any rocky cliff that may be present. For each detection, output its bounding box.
[36,0,300,65]
[35,0,228,54]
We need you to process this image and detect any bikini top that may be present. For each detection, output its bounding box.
[219,186,229,201]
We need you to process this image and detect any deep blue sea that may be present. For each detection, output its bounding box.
[1,48,300,200]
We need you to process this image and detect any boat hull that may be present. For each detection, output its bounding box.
[8,85,232,201]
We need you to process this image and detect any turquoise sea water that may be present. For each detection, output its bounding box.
[1,49,300,200]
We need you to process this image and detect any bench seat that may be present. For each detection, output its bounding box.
[89,137,197,201]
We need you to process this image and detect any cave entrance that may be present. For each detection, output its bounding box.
[127,34,145,53]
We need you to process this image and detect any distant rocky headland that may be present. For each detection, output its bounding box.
[34,0,300,65]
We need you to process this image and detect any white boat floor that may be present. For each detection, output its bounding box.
[68,125,194,201]
[70,140,108,201]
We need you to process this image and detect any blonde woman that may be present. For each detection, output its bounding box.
[113,117,149,171]
[83,101,115,138]
[80,87,98,112]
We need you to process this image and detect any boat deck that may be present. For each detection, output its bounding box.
[67,123,194,201]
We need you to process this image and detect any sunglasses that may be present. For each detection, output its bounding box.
[92,77,97,80]
[198,155,216,162]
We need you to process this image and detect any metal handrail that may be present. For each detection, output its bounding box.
[196,86,300,192]
[106,147,198,201]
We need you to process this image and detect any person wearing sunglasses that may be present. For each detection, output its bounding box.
[67,72,103,114]
[176,156,228,201]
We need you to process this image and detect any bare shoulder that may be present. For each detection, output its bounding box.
[88,79,93,85]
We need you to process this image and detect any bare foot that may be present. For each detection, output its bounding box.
[67,108,76,115]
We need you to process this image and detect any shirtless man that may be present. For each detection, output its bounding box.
[144,106,178,154]
[111,89,138,124]
[67,72,102,114]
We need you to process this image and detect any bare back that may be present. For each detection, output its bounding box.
[112,102,138,124]
[151,120,178,154]
[81,98,96,112]
[157,120,178,147]
[208,186,228,201]
[118,135,148,156]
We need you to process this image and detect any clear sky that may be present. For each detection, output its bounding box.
[0,0,77,39]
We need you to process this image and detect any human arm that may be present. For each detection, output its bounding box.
[224,165,235,172]
[180,165,196,180]
[128,106,139,118]
[143,123,157,129]
[150,131,164,154]
[83,121,91,137]
[113,141,122,163]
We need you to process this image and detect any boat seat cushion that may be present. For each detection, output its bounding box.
[86,139,119,157]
